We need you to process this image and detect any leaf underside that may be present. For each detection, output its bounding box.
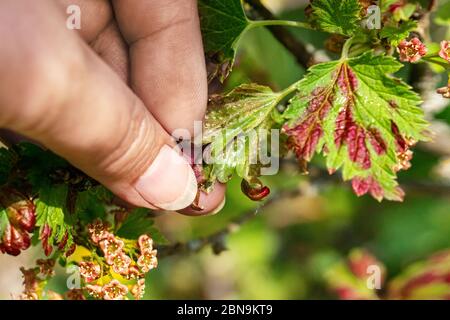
[201,84,281,191]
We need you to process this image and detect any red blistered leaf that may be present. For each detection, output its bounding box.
[335,106,372,170]
[391,122,414,172]
[39,223,53,257]
[391,121,407,152]
[0,223,31,256]
[388,250,450,299]
[368,128,387,156]
[284,51,428,201]
[352,176,405,202]
[352,176,384,200]
[65,244,76,257]
[57,231,69,251]
[0,188,36,256]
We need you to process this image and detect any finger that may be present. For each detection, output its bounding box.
[56,0,112,42]
[112,0,208,135]
[179,183,226,216]
[90,21,129,82]
[0,0,197,211]
[56,0,129,81]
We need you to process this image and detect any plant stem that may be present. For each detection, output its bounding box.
[245,0,317,69]
[348,44,371,58]
[278,80,300,100]
[341,37,355,60]
[422,56,450,70]
[249,19,313,30]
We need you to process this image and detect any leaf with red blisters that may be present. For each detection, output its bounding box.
[0,187,36,256]
[35,185,75,256]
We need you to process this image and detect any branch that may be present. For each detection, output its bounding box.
[245,0,317,69]
[157,189,301,258]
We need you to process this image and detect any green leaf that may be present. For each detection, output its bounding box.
[284,51,429,201]
[36,184,74,252]
[311,0,362,36]
[380,20,417,46]
[116,208,168,244]
[202,84,283,188]
[199,0,250,81]
[15,143,69,190]
[325,260,379,299]
[0,207,8,238]
[0,147,14,186]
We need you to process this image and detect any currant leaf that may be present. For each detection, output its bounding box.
[201,84,282,192]
[0,188,36,256]
[380,20,417,46]
[284,51,429,201]
[117,208,168,244]
[0,208,7,238]
[311,0,362,36]
[15,143,69,191]
[198,0,250,81]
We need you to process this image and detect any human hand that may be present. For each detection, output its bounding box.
[0,0,225,214]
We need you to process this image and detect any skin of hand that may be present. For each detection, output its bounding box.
[0,0,225,215]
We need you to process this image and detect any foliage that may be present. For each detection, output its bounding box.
[0,143,161,299]
[309,0,362,36]
[198,0,250,81]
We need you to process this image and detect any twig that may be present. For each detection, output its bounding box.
[245,0,317,68]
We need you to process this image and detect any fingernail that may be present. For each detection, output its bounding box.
[209,197,226,216]
[134,145,198,211]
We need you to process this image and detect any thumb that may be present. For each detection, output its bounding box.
[0,2,197,210]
